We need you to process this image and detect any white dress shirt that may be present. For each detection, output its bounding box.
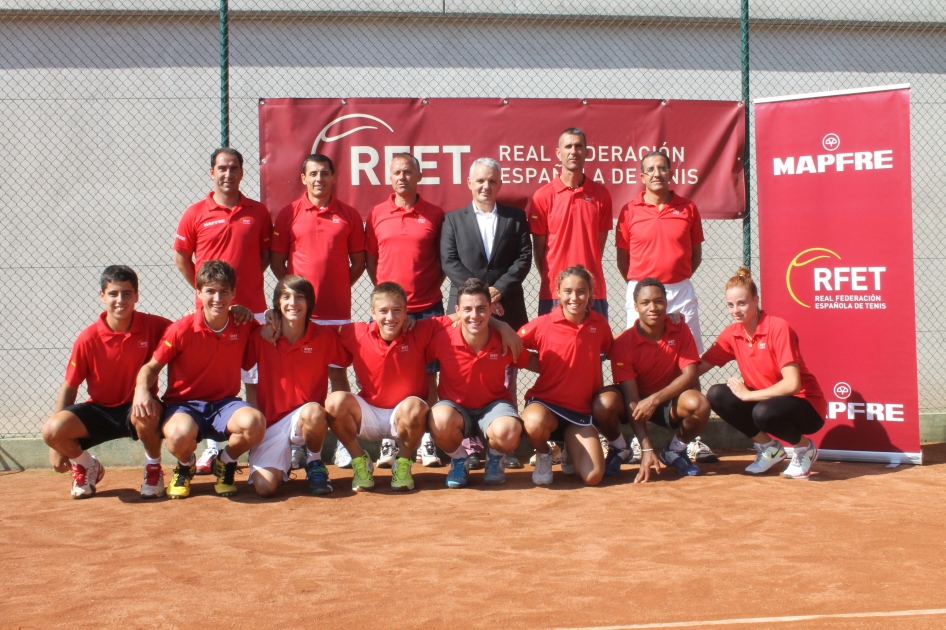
[473,203,498,261]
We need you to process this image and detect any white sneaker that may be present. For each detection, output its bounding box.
[532,451,553,485]
[783,442,818,479]
[529,442,561,466]
[334,441,353,469]
[290,444,306,471]
[687,437,720,463]
[377,439,398,468]
[140,463,165,499]
[416,433,442,467]
[629,436,642,464]
[195,446,218,475]
[70,457,104,499]
[745,441,787,474]
[560,446,575,475]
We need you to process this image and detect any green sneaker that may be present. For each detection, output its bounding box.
[391,456,415,491]
[350,454,375,492]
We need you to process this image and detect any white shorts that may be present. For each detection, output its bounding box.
[626,278,705,354]
[247,403,314,483]
[353,394,427,442]
[314,319,352,369]
[241,312,268,384]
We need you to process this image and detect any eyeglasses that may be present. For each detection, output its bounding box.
[642,166,670,175]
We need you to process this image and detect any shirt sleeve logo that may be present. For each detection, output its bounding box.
[164,340,173,348]
[174,234,186,241]
[70,361,77,367]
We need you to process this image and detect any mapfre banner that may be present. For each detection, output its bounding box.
[755,85,920,463]
[259,98,745,220]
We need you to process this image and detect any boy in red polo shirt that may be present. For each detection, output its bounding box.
[174,147,273,473]
[592,278,711,481]
[363,152,446,469]
[42,266,172,499]
[324,281,521,492]
[133,260,266,499]
[243,274,351,497]
[427,279,530,488]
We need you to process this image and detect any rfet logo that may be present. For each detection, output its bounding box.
[311,114,470,187]
[785,247,886,309]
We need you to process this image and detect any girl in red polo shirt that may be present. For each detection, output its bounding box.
[519,265,613,487]
[699,268,826,479]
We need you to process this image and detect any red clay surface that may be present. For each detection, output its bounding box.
[2,446,946,630]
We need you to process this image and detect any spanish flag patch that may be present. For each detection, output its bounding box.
[164,340,173,348]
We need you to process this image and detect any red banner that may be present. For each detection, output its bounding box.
[259,98,745,220]
[755,85,920,463]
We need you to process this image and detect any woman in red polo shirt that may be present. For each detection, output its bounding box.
[699,267,826,479]
[519,265,613,487]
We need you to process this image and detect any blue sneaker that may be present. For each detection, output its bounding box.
[604,446,632,477]
[446,457,470,489]
[483,452,506,485]
[305,460,333,495]
[659,445,700,476]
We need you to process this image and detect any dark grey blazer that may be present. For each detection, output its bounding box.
[440,202,532,330]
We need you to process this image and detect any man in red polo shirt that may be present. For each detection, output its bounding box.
[271,153,365,396]
[527,128,613,317]
[364,153,446,468]
[174,147,272,474]
[592,278,711,481]
[615,150,718,464]
[427,279,530,488]
[42,265,172,500]
[133,260,266,499]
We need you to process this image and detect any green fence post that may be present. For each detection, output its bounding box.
[741,0,751,268]
[219,0,229,147]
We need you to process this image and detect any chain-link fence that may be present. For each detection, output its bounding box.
[2,2,944,437]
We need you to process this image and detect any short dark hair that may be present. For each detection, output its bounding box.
[100,265,138,292]
[641,151,671,170]
[195,259,236,291]
[371,281,407,307]
[457,278,490,302]
[390,152,421,172]
[633,277,667,303]
[559,127,587,146]
[301,153,335,175]
[556,264,594,295]
[273,274,315,325]
[211,147,244,168]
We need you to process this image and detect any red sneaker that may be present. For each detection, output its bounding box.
[195,447,218,475]
[140,463,166,499]
[70,458,104,499]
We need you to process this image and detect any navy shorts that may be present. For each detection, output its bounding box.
[412,302,445,374]
[65,402,142,451]
[526,398,593,443]
[164,397,249,443]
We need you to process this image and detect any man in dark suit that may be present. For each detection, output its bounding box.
[441,157,532,468]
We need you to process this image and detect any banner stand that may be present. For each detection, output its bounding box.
[784,448,922,466]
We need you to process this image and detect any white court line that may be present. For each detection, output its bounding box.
[554,608,946,629]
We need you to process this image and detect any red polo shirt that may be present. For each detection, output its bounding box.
[335,316,450,408]
[243,324,351,426]
[65,312,172,407]
[518,308,613,413]
[153,312,261,403]
[174,192,273,313]
[702,312,826,416]
[611,319,700,396]
[272,194,366,320]
[526,177,612,300]
[365,194,444,312]
[427,326,530,409]
[615,191,704,284]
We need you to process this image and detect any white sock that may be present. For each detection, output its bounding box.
[306,449,321,465]
[144,453,161,466]
[72,450,95,469]
[219,448,236,464]
[205,440,221,452]
[669,434,687,452]
[448,446,468,460]
[610,434,628,450]
[488,447,503,457]
[180,454,196,467]
[794,441,810,454]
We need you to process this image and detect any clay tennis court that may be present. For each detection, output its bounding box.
[3,445,945,629]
